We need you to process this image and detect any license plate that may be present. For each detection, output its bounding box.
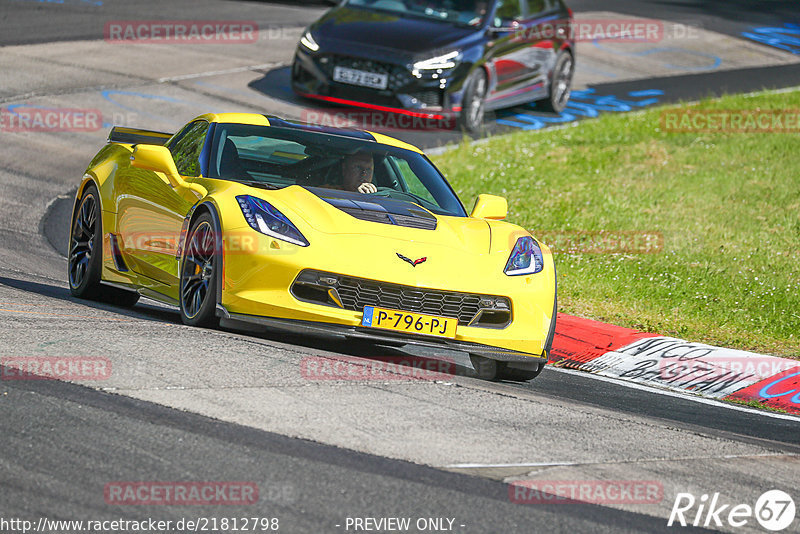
[333,66,388,90]
[361,306,457,339]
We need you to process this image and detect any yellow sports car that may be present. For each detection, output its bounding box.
[69,113,556,380]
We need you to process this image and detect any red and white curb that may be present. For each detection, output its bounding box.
[550,314,800,415]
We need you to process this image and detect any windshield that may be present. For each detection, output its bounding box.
[207,123,467,217]
[346,0,490,26]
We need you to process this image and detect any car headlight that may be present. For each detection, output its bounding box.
[412,50,460,71]
[504,237,544,276]
[299,30,320,52]
[236,195,309,247]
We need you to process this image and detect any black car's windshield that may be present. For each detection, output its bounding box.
[207,123,467,217]
[346,0,489,26]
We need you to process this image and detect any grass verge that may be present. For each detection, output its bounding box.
[432,90,800,359]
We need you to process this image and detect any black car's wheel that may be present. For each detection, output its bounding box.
[180,212,219,328]
[458,69,488,135]
[68,185,103,299]
[539,51,574,114]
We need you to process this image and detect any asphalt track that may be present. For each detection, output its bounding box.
[1,1,800,533]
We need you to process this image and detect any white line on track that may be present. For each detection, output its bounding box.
[547,366,800,422]
[444,452,795,470]
[157,63,283,83]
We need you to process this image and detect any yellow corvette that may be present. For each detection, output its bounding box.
[69,113,556,380]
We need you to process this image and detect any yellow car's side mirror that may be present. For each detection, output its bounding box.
[130,144,182,187]
[470,194,507,220]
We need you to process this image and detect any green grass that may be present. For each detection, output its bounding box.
[431,90,800,358]
[725,398,790,414]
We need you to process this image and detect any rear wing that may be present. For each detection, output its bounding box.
[107,126,172,146]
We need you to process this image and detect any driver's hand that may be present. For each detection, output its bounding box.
[357,182,377,194]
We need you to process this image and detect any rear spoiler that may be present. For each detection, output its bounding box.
[107,126,172,146]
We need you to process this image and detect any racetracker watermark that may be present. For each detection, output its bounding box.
[0,107,102,132]
[659,356,798,384]
[532,230,663,254]
[104,20,258,44]
[517,19,663,42]
[300,356,456,381]
[301,108,456,131]
[661,109,800,133]
[104,482,259,505]
[509,480,663,505]
[1,357,111,381]
[120,230,303,257]
[514,18,700,43]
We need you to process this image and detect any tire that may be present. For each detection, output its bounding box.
[499,362,545,382]
[101,287,140,307]
[538,51,574,114]
[68,185,104,300]
[467,354,499,380]
[179,212,219,328]
[68,184,141,307]
[458,69,488,135]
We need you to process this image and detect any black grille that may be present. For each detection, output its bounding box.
[292,271,513,329]
[336,276,484,326]
[319,54,410,91]
[409,90,442,108]
[338,207,437,230]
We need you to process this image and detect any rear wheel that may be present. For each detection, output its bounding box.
[458,69,488,135]
[180,212,219,328]
[538,51,573,114]
[68,185,103,299]
[68,185,140,307]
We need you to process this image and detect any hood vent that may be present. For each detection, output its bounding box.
[310,188,438,230]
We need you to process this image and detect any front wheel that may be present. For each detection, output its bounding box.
[467,355,499,380]
[499,363,545,382]
[539,51,574,114]
[458,69,488,135]
[180,213,219,328]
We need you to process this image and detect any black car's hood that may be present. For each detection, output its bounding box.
[311,5,478,57]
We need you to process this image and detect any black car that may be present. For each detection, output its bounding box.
[291,0,575,132]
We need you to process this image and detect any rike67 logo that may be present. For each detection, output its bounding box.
[668,490,796,531]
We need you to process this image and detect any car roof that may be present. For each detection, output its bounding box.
[191,112,424,154]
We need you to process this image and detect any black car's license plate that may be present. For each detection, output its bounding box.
[333,66,388,90]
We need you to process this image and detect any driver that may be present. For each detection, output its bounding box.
[341,150,377,194]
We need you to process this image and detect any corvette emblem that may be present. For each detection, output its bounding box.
[396,253,427,267]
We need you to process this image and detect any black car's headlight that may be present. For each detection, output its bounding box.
[504,237,544,276]
[411,50,461,78]
[299,30,320,52]
[237,195,309,247]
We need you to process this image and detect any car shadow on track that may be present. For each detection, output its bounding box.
[0,274,478,381]
[0,275,181,325]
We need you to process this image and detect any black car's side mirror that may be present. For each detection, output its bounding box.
[487,18,520,37]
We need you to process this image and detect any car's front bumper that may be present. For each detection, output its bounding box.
[217,305,547,364]
[218,227,556,362]
[291,47,468,120]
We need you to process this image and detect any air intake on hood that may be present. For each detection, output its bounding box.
[310,188,438,230]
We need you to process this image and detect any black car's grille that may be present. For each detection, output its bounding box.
[318,54,410,91]
[409,90,442,108]
[338,206,437,230]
